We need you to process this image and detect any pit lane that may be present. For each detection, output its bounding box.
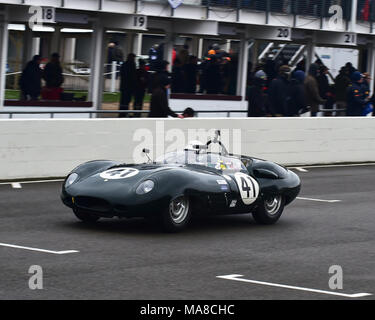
[0,165,374,300]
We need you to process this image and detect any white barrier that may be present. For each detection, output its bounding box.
[0,117,375,180]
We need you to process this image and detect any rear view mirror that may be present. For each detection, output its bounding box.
[142,149,152,163]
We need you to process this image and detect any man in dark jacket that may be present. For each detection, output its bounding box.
[19,55,42,100]
[317,66,330,101]
[347,71,367,116]
[288,70,307,116]
[119,53,137,118]
[149,73,183,118]
[134,59,149,117]
[43,53,64,88]
[183,55,198,93]
[171,58,185,93]
[335,67,351,115]
[206,56,222,94]
[304,63,326,117]
[42,53,64,100]
[247,70,269,117]
[268,65,291,116]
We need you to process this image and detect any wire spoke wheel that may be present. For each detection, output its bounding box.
[252,195,285,225]
[264,195,282,216]
[169,196,190,224]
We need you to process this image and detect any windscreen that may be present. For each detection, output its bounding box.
[156,151,247,172]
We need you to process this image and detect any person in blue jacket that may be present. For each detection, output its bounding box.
[346,71,368,116]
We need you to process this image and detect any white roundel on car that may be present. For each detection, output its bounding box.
[234,172,260,205]
[100,168,139,180]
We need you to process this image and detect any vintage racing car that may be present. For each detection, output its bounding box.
[61,132,301,232]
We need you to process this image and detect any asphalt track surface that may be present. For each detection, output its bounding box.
[0,165,374,300]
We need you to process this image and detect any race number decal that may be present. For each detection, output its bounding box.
[100,168,139,180]
[234,173,260,205]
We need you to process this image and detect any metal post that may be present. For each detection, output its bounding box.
[89,22,105,112]
[110,61,116,93]
[350,0,358,32]
[366,42,375,95]
[236,38,250,100]
[0,10,9,111]
[198,38,204,59]
[306,35,315,73]
[266,0,271,24]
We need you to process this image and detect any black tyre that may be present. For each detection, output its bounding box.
[252,195,285,225]
[160,196,191,232]
[73,208,100,223]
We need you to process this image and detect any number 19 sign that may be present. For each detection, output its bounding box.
[132,15,147,30]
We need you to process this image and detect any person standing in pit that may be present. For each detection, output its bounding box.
[19,55,42,101]
[134,59,149,117]
[119,53,137,118]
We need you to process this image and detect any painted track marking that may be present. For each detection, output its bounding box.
[217,275,372,298]
[0,179,64,186]
[297,197,342,203]
[0,243,79,255]
[11,183,22,189]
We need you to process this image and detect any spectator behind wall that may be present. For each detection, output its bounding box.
[119,53,137,118]
[205,56,222,94]
[171,58,185,93]
[42,53,64,100]
[304,63,326,117]
[183,56,198,94]
[346,71,367,116]
[288,70,307,116]
[247,70,269,117]
[268,65,291,116]
[149,72,183,119]
[335,67,351,115]
[134,59,149,117]
[19,54,42,101]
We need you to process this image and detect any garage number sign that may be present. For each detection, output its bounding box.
[133,16,147,29]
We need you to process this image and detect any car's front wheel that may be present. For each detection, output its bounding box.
[252,195,285,225]
[73,208,100,223]
[161,196,191,232]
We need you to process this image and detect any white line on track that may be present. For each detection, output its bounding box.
[0,179,64,186]
[11,183,22,189]
[217,275,372,298]
[297,197,342,203]
[294,167,309,172]
[0,243,79,255]
[289,163,375,170]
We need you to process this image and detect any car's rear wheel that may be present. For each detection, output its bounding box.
[252,195,285,225]
[161,196,191,232]
[73,208,100,223]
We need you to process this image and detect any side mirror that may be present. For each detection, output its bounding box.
[254,168,279,180]
[193,145,208,151]
[142,149,152,163]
